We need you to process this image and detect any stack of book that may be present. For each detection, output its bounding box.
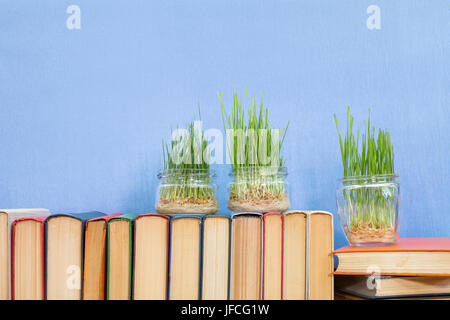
[0,209,334,300]
[334,238,450,300]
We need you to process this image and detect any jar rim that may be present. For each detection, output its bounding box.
[157,168,216,179]
[228,165,287,176]
[339,173,398,182]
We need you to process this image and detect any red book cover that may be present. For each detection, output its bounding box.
[11,216,46,300]
[334,237,450,276]
[262,212,284,300]
[334,237,450,254]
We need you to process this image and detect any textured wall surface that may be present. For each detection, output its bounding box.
[1,1,449,249]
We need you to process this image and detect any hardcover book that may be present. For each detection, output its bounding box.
[334,237,450,276]
[283,210,306,300]
[133,213,170,300]
[262,212,283,300]
[45,211,106,300]
[168,215,202,300]
[83,213,122,300]
[230,212,262,300]
[335,275,450,299]
[201,214,231,300]
[11,217,46,300]
[0,208,50,300]
[106,214,135,300]
[334,290,450,300]
[307,211,333,300]
[283,210,334,300]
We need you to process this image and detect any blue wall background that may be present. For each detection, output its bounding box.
[1,0,449,249]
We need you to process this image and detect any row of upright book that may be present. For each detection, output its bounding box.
[0,208,334,300]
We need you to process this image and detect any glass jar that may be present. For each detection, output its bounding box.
[227,166,290,213]
[156,169,219,214]
[336,174,400,246]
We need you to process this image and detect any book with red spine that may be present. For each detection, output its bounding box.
[0,208,50,300]
[11,216,47,300]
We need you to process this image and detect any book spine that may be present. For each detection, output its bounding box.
[167,219,171,300]
[10,220,16,300]
[168,216,203,300]
[198,219,203,300]
[200,215,232,300]
[262,212,284,300]
[44,220,48,300]
[128,219,133,300]
[230,212,263,300]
